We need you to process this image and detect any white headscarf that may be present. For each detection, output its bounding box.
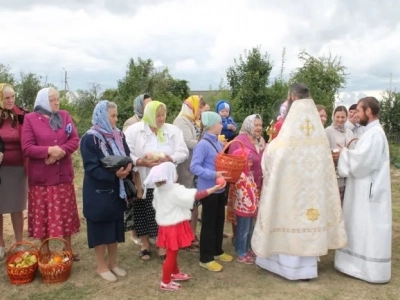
[143,162,178,188]
[33,88,63,130]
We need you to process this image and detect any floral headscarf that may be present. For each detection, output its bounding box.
[86,100,127,199]
[133,93,151,119]
[239,114,266,152]
[142,100,167,143]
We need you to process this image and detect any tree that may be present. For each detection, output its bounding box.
[116,57,190,125]
[0,64,16,86]
[226,47,288,125]
[290,50,347,114]
[15,72,42,109]
[380,90,400,133]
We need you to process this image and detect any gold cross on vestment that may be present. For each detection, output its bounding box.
[300,119,314,136]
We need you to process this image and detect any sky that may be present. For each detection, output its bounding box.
[1,0,399,105]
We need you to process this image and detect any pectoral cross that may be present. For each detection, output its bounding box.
[301,119,314,136]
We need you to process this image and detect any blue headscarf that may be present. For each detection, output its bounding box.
[86,100,127,199]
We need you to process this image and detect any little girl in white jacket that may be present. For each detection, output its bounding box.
[143,162,224,292]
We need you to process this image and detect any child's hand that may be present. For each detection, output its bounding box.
[228,124,236,131]
[208,184,225,195]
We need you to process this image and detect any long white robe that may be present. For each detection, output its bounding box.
[335,120,392,283]
[252,99,347,281]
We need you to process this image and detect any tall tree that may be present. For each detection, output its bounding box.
[290,50,347,113]
[117,57,190,125]
[16,72,42,109]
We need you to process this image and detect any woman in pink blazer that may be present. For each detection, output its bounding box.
[21,88,80,258]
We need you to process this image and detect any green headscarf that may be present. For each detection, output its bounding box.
[142,100,167,142]
[201,111,222,130]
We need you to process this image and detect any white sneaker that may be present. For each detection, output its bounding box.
[111,267,127,277]
[98,271,117,282]
[0,247,5,261]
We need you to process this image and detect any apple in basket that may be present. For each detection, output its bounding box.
[8,252,37,268]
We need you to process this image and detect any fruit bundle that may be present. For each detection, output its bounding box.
[6,241,39,285]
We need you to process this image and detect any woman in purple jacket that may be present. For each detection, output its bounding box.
[226,114,266,243]
[21,87,80,257]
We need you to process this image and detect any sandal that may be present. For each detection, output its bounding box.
[140,249,151,261]
[160,281,181,292]
[72,253,80,262]
[171,272,192,281]
[183,244,199,253]
[192,236,200,247]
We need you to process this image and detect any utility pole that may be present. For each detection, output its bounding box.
[63,68,68,92]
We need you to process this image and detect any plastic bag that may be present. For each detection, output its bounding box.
[100,155,133,172]
[124,178,137,201]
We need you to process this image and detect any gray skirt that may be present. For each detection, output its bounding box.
[0,166,27,214]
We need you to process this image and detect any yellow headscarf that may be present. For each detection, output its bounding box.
[142,100,167,143]
[0,83,13,109]
[178,95,201,122]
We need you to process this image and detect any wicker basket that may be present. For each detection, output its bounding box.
[6,241,39,285]
[215,140,247,183]
[38,237,73,284]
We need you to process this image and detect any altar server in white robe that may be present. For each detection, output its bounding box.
[252,83,347,281]
[335,97,392,284]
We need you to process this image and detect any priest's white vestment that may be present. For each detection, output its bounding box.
[252,98,347,280]
[334,120,392,283]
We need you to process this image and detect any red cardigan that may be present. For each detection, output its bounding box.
[21,111,79,186]
[0,106,27,166]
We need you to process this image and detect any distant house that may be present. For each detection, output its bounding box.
[59,90,79,102]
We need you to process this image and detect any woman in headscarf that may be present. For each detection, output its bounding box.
[124,100,188,261]
[173,95,206,252]
[0,83,28,261]
[325,105,354,204]
[80,100,132,282]
[122,93,152,132]
[122,93,152,246]
[21,87,80,258]
[227,114,266,244]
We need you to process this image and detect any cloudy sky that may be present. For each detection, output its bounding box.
[1,0,399,105]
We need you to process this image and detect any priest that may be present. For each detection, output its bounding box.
[334,97,392,283]
[252,83,347,281]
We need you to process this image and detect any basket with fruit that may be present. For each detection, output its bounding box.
[6,241,39,285]
[144,152,166,162]
[38,237,73,284]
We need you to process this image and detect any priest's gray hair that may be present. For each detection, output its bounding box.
[289,83,310,100]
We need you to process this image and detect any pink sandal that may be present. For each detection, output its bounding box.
[171,272,192,281]
[237,253,255,264]
[160,281,182,291]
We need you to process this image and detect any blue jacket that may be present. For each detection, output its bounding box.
[215,99,237,140]
[190,132,225,194]
[80,134,130,222]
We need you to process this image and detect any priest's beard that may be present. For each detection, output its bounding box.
[284,99,294,119]
[359,114,369,126]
